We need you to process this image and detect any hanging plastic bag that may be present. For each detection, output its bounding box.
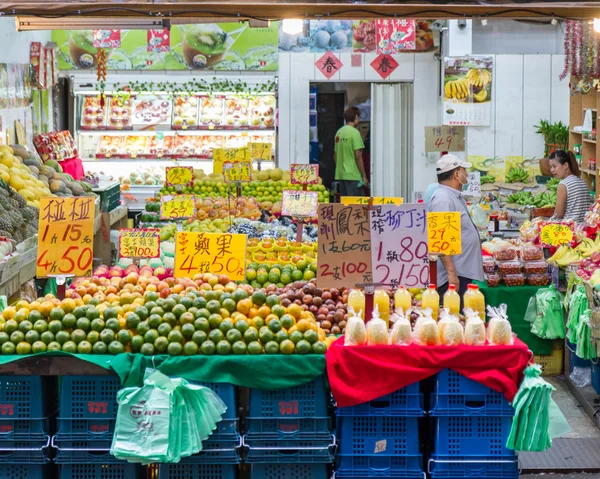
[570,366,592,388]
[367,305,388,346]
[487,304,514,346]
[575,309,597,360]
[464,308,486,346]
[413,309,441,346]
[389,308,412,346]
[438,309,464,346]
[471,203,489,230]
[345,306,367,346]
[567,285,589,344]
[530,285,566,340]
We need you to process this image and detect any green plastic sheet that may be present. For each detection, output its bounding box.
[0,351,115,369]
[524,285,566,340]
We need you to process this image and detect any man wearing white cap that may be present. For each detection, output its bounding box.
[428,154,484,302]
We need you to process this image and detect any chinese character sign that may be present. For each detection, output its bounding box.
[315,52,343,80]
[317,204,372,289]
[424,125,465,152]
[465,173,481,197]
[147,29,170,53]
[93,30,121,49]
[341,197,404,206]
[120,229,160,258]
[539,222,574,247]
[213,147,250,174]
[174,232,246,280]
[427,212,462,255]
[370,204,429,288]
[249,142,272,161]
[224,160,252,182]
[160,195,196,220]
[291,164,319,185]
[282,190,319,218]
[370,54,398,80]
[165,166,193,187]
[37,197,95,277]
[376,19,416,53]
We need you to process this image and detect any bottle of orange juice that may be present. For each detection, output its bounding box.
[464,284,486,320]
[443,284,461,316]
[394,286,412,314]
[348,289,365,319]
[374,289,390,327]
[421,284,440,320]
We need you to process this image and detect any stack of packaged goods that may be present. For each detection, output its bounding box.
[485,245,549,288]
[428,370,518,479]
[244,377,334,479]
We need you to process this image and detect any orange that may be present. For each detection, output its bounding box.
[288,325,298,335]
[14,300,30,311]
[271,305,286,318]
[265,314,279,325]
[309,322,318,332]
[2,307,16,320]
[61,298,76,314]
[39,301,53,318]
[287,303,302,319]
[279,339,295,355]
[248,308,259,319]
[296,319,310,333]
[236,299,252,316]
[257,306,271,319]
[119,317,127,329]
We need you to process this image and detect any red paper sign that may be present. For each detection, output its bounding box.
[316,52,343,79]
[148,29,170,53]
[370,54,398,80]
[291,164,320,185]
[376,19,416,53]
[93,30,121,49]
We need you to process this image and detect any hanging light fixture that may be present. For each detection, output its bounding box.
[281,19,304,35]
[594,18,600,33]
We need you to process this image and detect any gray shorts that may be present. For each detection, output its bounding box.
[338,180,365,197]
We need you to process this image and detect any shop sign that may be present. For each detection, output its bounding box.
[174,232,246,280]
[37,197,95,277]
[224,160,252,182]
[282,190,319,217]
[427,212,462,255]
[370,204,429,288]
[316,51,343,79]
[370,54,398,80]
[539,222,574,247]
[160,195,196,220]
[424,125,465,152]
[249,142,272,161]
[165,166,193,187]
[213,147,250,174]
[291,164,319,185]
[119,229,160,258]
[341,197,403,206]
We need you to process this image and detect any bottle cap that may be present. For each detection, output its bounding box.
[428,284,436,289]
[448,284,456,291]
[467,284,477,290]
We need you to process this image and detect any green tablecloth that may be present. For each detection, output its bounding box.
[476,282,552,355]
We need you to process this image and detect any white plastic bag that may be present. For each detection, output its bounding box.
[389,308,412,346]
[413,309,440,346]
[486,304,514,345]
[344,306,366,346]
[439,309,464,346]
[367,305,389,346]
[464,308,486,346]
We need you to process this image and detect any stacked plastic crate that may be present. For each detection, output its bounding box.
[428,369,518,479]
[335,383,425,479]
[156,382,240,479]
[52,375,137,479]
[245,377,334,479]
[0,376,51,479]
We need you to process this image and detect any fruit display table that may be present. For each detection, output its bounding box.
[476,282,552,355]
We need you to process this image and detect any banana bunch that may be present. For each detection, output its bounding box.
[506,191,534,206]
[548,245,582,267]
[466,68,492,88]
[506,167,530,183]
[574,235,600,258]
[480,174,495,184]
[473,89,488,102]
[546,178,560,193]
[444,78,470,100]
[532,191,557,208]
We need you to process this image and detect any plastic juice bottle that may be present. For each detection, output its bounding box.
[443,284,461,316]
[394,286,412,314]
[421,284,440,320]
[374,289,390,327]
[348,289,365,319]
[464,284,486,320]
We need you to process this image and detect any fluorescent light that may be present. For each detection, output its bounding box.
[595,18,600,33]
[16,16,164,31]
[281,19,304,35]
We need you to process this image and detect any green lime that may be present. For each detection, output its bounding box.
[108,341,124,355]
[200,340,216,355]
[183,341,198,356]
[100,329,116,345]
[226,329,242,344]
[232,341,247,355]
[140,343,155,356]
[77,341,92,354]
[25,330,40,345]
[312,341,328,354]
[131,335,144,352]
[194,318,210,332]
[216,340,232,355]
[247,341,263,355]
[1,342,15,354]
[167,342,183,356]
[154,336,169,353]
[158,323,172,337]
[102,307,118,320]
[61,341,77,353]
[87,331,100,345]
[47,342,61,352]
[40,331,54,345]
[265,341,279,355]
[55,331,70,345]
[168,330,184,344]
[181,323,195,340]
[192,331,207,346]
[137,322,150,336]
[76,318,91,333]
[125,313,140,330]
[48,320,63,335]
[90,319,104,333]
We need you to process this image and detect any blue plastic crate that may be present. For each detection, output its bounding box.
[336,383,424,417]
[429,454,519,478]
[250,463,328,479]
[0,376,48,439]
[592,361,600,395]
[0,464,47,479]
[567,340,590,372]
[194,382,236,420]
[336,454,423,478]
[59,376,121,419]
[59,463,138,479]
[249,377,327,418]
[158,463,236,479]
[55,418,115,442]
[244,437,334,464]
[434,416,514,457]
[245,417,331,441]
[0,444,49,464]
[430,370,513,417]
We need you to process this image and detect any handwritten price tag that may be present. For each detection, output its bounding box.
[249,142,272,161]
[213,147,250,174]
[539,222,574,247]
[160,195,196,220]
[465,172,481,196]
[37,197,95,277]
[165,166,193,187]
[424,125,465,152]
[119,229,160,258]
[282,190,319,218]
[291,164,319,185]
[174,231,246,280]
[427,212,462,255]
[224,160,252,182]
[341,196,404,206]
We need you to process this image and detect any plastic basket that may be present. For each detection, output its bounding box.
[245,417,331,442]
[336,454,423,478]
[194,382,236,420]
[0,464,47,479]
[430,370,513,417]
[0,376,48,439]
[248,378,327,418]
[59,463,138,479]
[55,418,115,442]
[567,340,590,372]
[250,463,328,479]
[429,454,519,478]
[243,435,335,464]
[337,416,419,457]
[59,376,121,419]
[0,442,50,464]
[157,463,236,479]
[591,360,600,395]
[434,416,514,457]
[336,383,424,417]
[535,347,564,377]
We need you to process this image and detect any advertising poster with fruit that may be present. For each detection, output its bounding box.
[353,20,377,52]
[309,20,353,53]
[53,23,279,71]
[443,56,493,127]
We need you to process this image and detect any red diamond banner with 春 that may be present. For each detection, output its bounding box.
[370,54,398,79]
[316,52,343,79]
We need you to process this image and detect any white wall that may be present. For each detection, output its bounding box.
[0,18,51,63]
[472,20,564,55]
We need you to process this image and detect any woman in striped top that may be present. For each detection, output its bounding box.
[550,150,592,223]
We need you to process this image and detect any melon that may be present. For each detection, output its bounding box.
[45,160,63,173]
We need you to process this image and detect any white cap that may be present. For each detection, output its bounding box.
[436,154,472,174]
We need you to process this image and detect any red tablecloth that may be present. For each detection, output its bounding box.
[58,157,85,180]
[326,337,530,408]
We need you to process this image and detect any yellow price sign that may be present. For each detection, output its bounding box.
[174,231,246,280]
[539,222,574,247]
[341,197,404,206]
[249,142,272,161]
[166,166,193,187]
[291,164,319,185]
[224,160,252,182]
[160,195,196,220]
[427,212,462,255]
[282,190,319,218]
[37,197,95,277]
[213,147,250,173]
[119,229,160,258]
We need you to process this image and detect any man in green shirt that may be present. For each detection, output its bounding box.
[334,106,369,196]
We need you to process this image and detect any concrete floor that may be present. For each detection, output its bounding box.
[547,377,600,439]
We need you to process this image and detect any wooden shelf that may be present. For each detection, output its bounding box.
[571,130,583,135]
[582,168,597,175]
[584,138,597,144]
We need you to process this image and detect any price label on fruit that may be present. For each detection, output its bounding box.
[174,232,246,280]
[160,195,196,220]
[341,197,403,206]
[119,229,160,258]
[291,164,319,185]
[539,222,574,247]
[165,166,193,187]
[213,147,250,173]
[249,142,272,161]
[37,197,95,277]
[282,190,319,218]
[223,160,252,182]
[427,212,462,255]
